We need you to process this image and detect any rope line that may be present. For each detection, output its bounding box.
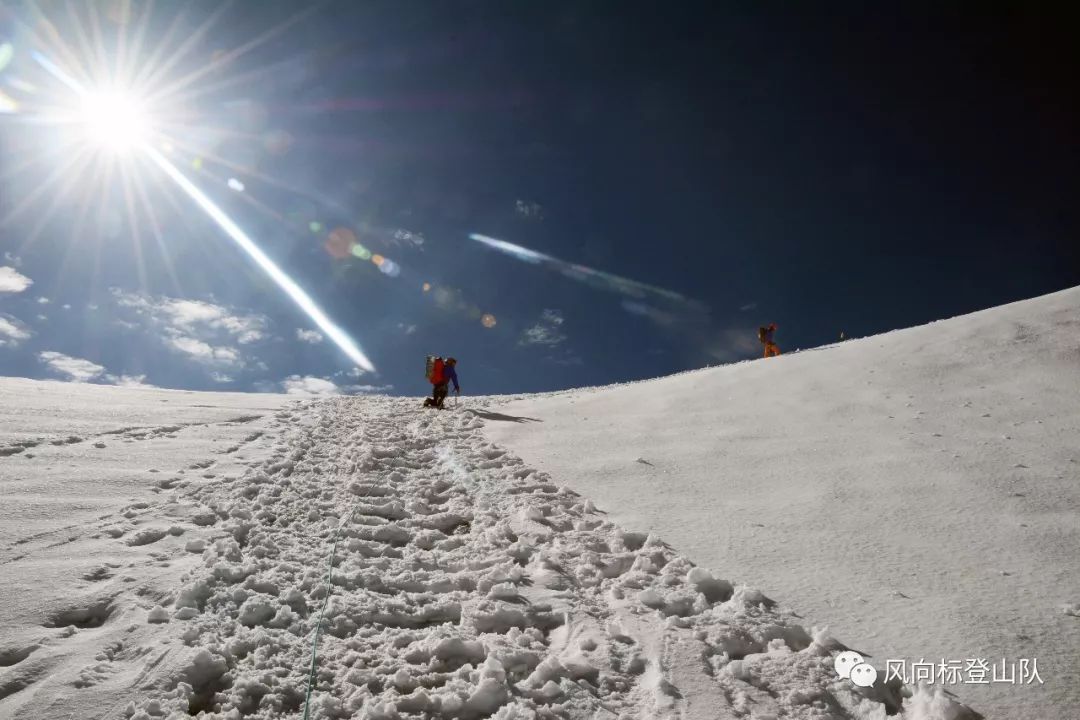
[302,507,356,720]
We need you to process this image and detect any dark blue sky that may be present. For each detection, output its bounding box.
[1,2,1077,395]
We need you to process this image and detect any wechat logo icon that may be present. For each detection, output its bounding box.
[834,651,878,688]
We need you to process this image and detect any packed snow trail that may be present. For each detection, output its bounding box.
[105,396,961,720]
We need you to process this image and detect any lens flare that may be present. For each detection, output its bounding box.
[147,146,376,373]
[469,233,545,264]
[481,313,497,328]
[0,89,17,114]
[324,227,355,259]
[105,0,133,25]
[351,243,371,260]
[263,129,293,155]
[6,77,35,94]
[469,232,708,320]
[14,9,378,373]
[377,258,400,277]
[0,43,13,74]
[79,89,150,153]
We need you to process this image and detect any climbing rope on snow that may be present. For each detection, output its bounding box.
[302,507,357,720]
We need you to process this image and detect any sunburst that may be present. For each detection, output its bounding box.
[0,1,375,373]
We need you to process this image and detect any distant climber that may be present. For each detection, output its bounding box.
[423,356,460,409]
[758,323,781,358]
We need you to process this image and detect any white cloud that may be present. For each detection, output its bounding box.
[345,384,394,394]
[0,314,31,346]
[168,335,242,366]
[161,298,266,343]
[391,228,425,248]
[0,266,33,293]
[168,336,214,359]
[38,351,153,386]
[161,299,222,324]
[210,372,234,383]
[296,328,324,344]
[211,315,264,344]
[213,346,241,364]
[281,376,391,396]
[113,375,153,388]
[3,252,21,267]
[37,297,49,304]
[521,309,567,347]
[111,289,266,368]
[112,289,268,345]
[740,302,758,312]
[38,351,106,382]
[62,304,71,310]
[281,375,340,396]
[515,199,544,219]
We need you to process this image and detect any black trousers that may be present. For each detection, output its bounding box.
[427,382,449,408]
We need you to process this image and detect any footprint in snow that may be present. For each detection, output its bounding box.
[125,528,169,546]
[82,566,112,582]
[0,645,39,668]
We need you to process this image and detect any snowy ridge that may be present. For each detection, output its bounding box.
[95,396,960,720]
[485,285,1080,720]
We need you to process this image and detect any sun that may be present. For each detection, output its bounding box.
[78,88,151,154]
[0,3,378,374]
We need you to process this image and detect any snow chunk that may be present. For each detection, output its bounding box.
[638,588,665,608]
[184,538,206,553]
[907,682,977,720]
[465,676,508,717]
[147,605,169,623]
[237,595,276,627]
[687,566,733,603]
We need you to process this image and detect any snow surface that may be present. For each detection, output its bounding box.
[0,380,288,718]
[2,385,973,720]
[1,287,1075,720]
[487,286,1080,720]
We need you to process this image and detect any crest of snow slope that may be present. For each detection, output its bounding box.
[486,285,1080,720]
[1,387,972,719]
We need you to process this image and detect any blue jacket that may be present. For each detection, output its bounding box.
[443,364,459,391]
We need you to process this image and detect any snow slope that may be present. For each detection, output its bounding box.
[486,286,1080,720]
[1,380,978,719]
[0,381,288,718]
